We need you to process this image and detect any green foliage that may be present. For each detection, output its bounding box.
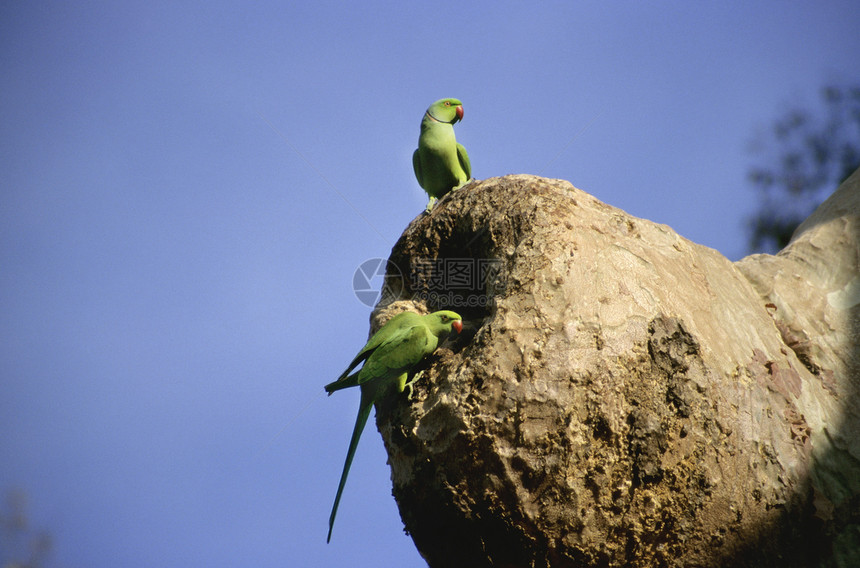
[747,85,860,253]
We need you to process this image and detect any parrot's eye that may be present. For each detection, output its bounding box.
[441,315,449,322]
[444,101,451,106]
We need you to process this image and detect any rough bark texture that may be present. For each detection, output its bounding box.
[369,172,859,567]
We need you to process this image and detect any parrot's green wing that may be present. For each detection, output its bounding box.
[412,149,424,189]
[457,143,471,182]
[357,324,435,383]
[325,312,422,393]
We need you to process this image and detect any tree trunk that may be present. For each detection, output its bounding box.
[371,171,859,567]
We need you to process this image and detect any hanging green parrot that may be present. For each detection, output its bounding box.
[412,98,472,212]
[325,309,463,542]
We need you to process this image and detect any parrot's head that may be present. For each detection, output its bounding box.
[426,98,464,124]
[428,310,463,336]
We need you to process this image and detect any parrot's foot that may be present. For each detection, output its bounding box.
[424,197,437,213]
[404,370,423,400]
[452,178,473,191]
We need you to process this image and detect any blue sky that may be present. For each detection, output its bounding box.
[1,2,858,566]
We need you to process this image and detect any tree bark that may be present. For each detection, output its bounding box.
[371,171,859,567]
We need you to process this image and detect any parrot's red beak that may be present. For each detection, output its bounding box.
[455,105,464,122]
[452,320,463,334]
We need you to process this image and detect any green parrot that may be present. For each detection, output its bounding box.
[413,98,472,212]
[325,310,463,542]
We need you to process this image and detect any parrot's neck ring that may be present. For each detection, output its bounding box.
[425,110,456,124]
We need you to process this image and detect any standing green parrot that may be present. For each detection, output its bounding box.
[413,98,472,212]
[325,309,463,542]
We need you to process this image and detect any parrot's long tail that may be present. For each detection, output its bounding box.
[327,394,373,543]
